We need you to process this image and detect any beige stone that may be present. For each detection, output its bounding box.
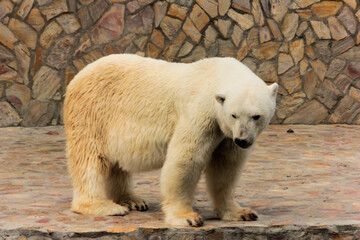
[31,47,43,76]
[167,4,187,20]
[252,42,280,60]
[182,17,201,43]
[0,22,17,49]
[154,1,168,27]
[236,40,247,61]
[73,59,86,71]
[327,17,348,41]
[247,28,259,50]
[294,0,320,8]
[311,1,342,19]
[117,33,136,47]
[328,96,360,123]
[304,29,316,45]
[41,0,68,20]
[296,21,308,36]
[160,16,182,40]
[284,100,328,124]
[356,10,360,22]
[231,24,243,47]
[278,53,294,74]
[163,31,186,61]
[271,0,291,22]
[242,57,257,72]
[14,44,30,85]
[310,21,331,39]
[178,41,193,57]
[349,87,360,102]
[256,61,278,83]
[281,13,299,41]
[63,66,76,91]
[55,14,80,34]
[190,4,209,31]
[9,18,37,50]
[305,45,315,59]
[196,0,218,18]
[310,59,327,81]
[40,21,62,49]
[290,39,304,64]
[218,0,230,16]
[267,18,283,41]
[0,0,13,19]
[150,29,164,49]
[251,0,264,26]
[28,8,45,31]
[279,42,288,53]
[146,43,161,59]
[227,9,254,30]
[303,69,320,99]
[296,9,313,19]
[280,66,302,94]
[215,19,231,38]
[344,0,357,9]
[17,0,34,18]
[259,26,271,43]
[277,91,306,119]
[299,58,309,75]
[33,66,61,100]
[357,32,360,45]
[204,25,217,48]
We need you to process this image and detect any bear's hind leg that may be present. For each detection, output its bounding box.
[106,165,148,211]
[69,153,129,216]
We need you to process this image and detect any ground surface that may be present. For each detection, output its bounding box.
[0,125,360,239]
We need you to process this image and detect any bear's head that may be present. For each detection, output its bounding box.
[215,82,278,149]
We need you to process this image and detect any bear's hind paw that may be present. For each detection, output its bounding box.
[117,195,148,211]
[166,212,204,227]
[221,207,258,221]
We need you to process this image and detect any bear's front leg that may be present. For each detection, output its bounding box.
[206,139,258,221]
[160,119,217,227]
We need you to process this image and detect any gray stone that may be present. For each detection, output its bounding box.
[218,39,235,57]
[89,0,108,22]
[127,5,154,35]
[332,37,355,57]
[154,1,168,28]
[0,102,21,127]
[56,14,80,34]
[284,100,328,124]
[326,59,346,79]
[334,74,352,93]
[22,100,56,127]
[47,35,75,69]
[5,84,31,111]
[329,96,360,123]
[277,91,306,119]
[338,6,357,34]
[315,79,343,109]
[280,66,302,94]
[33,66,61,100]
[256,61,279,83]
[314,40,331,63]
[181,45,206,62]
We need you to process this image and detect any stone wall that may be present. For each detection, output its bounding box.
[0,0,360,126]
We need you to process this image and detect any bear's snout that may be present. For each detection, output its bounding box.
[234,138,252,148]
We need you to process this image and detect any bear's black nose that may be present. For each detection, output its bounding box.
[234,138,252,148]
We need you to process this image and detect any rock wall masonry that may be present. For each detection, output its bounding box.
[1,0,360,126]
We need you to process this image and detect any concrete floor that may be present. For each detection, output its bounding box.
[0,125,360,239]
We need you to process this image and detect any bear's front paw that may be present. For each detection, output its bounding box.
[166,212,204,227]
[221,207,258,221]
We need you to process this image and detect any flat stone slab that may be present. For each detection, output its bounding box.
[0,125,360,239]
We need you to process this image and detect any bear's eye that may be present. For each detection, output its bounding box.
[252,115,261,120]
[231,114,238,119]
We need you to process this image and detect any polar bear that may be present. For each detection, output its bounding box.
[64,54,277,227]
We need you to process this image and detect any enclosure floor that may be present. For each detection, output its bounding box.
[0,125,360,238]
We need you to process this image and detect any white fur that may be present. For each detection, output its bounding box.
[64,54,277,226]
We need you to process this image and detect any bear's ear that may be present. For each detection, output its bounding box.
[215,93,226,105]
[268,83,278,98]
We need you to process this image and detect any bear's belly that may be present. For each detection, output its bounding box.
[106,128,171,173]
